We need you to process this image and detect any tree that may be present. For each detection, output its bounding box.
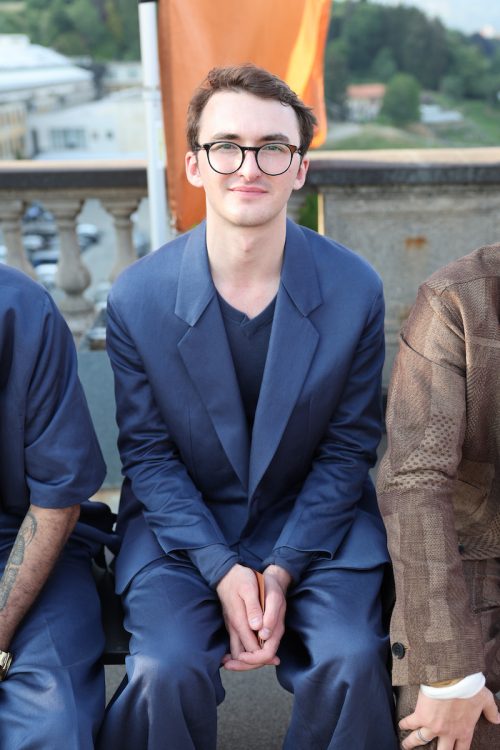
[381,73,420,126]
[446,32,490,99]
[9,0,141,60]
[324,39,350,114]
[440,75,464,101]
[370,47,397,82]
[385,7,448,89]
[342,1,388,75]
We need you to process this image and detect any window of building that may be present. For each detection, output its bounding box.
[50,128,86,149]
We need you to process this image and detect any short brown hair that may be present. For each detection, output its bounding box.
[186,63,317,154]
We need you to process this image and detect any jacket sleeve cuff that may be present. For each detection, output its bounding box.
[262,547,314,582]
[187,544,240,589]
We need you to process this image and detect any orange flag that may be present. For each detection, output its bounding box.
[157,0,330,231]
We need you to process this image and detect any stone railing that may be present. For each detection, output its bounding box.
[2,149,500,383]
[308,147,500,386]
[0,159,149,340]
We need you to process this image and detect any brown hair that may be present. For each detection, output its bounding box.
[186,63,317,154]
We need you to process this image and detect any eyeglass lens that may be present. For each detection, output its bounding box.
[207,143,294,175]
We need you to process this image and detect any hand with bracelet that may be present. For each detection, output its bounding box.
[400,673,500,749]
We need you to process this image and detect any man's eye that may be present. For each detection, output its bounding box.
[212,142,239,152]
[262,144,288,153]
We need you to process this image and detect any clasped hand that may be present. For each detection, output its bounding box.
[216,563,291,671]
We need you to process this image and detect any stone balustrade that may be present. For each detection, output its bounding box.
[1,149,500,384]
[0,159,148,340]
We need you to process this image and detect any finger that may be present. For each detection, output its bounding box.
[258,613,284,644]
[240,580,264,632]
[399,712,421,732]
[260,599,281,640]
[234,653,280,668]
[401,728,435,749]
[224,659,262,672]
[228,630,244,660]
[226,610,261,655]
[482,690,500,725]
[257,624,284,659]
[237,621,262,654]
[435,738,455,750]
[223,659,262,671]
[224,653,280,670]
[233,635,281,666]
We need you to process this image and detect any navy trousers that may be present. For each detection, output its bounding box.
[98,557,398,750]
[0,545,106,749]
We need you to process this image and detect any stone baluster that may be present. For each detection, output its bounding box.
[0,199,35,278]
[101,197,140,281]
[43,197,94,340]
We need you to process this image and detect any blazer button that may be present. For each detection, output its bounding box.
[391,642,406,660]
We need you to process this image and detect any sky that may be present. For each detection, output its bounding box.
[374,1,500,36]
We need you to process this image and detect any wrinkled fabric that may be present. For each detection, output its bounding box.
[98,557,397,750]
[378,245,500,685]
[0,546,105,749]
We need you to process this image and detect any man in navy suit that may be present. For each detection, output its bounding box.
[99,64,397,749]
[0,265,113,748]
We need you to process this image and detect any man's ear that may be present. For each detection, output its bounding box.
[293,155,310,191]
[185,152,203,188]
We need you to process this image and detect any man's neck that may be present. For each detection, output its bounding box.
[206,220,286,319]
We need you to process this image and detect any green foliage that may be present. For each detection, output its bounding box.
[297,193,318,232]
[381,73,420,126]
[440,75,464,101]
[370,47,397,83]
[342,2,387,75]
[446,31,490,99]
[326,1,500,108]
[458,99,500,141]
[4,0,140,60]
[330,128,432,150]
[324,40,349,110]
[0,13,24,33]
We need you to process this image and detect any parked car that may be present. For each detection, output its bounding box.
[34,262,57,291]
[22,201,101,258]
[22,234,46,253]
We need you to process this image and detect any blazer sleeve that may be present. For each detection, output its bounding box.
[24,294,106,508]
[106,297,238,584]
[268,284,385,578]
[377,285,485,686]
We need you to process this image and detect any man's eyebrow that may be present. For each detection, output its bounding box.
[208,132,292,143]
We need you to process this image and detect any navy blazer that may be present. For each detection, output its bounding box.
[107,220,389,592]
[0,266,111,556]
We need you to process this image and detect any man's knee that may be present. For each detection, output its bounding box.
[0,690,97,750]
[314,624,389,684]
[130,642,213,697]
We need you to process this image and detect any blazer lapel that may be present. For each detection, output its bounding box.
[248,221,322,499]
[175,223,249,490]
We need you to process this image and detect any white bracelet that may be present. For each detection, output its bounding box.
[421,672,485,700]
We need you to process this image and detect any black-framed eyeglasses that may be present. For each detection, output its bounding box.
[194,141,303,176]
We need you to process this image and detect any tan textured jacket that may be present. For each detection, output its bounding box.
[377,244,500,686]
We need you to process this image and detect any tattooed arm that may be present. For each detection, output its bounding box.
[0,504,80,651]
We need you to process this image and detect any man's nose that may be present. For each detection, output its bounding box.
[238,149,261,178]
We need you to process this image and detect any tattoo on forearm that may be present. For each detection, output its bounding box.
[0,511,37,611]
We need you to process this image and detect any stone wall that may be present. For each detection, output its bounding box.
[307,148,500,387]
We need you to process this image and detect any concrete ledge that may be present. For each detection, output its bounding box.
[307,147,500,186]
[0,158,148,191]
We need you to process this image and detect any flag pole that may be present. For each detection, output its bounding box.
[138,0,170,250]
